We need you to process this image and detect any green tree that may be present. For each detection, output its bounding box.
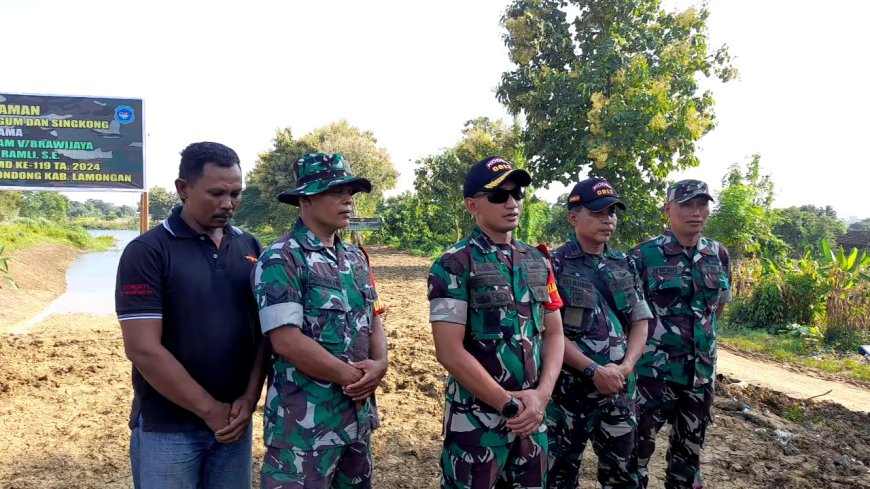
[772,206,846,257]
[116,205,137,218]
[147,186,180,222]
[413,152,472,243]
[19,191,70,221]
[706,154,784,259]
[0,191,22,222]
[498,0,736,245]
[849,218,870,232]
[68,200,96,218]
[379,192,445,253]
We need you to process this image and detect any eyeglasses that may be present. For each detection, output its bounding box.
[476,187,525,204]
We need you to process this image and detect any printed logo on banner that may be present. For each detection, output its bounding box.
[115,106,135,124]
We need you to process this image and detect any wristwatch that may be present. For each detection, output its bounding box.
[583,362,600,379]
[501,397,521,419]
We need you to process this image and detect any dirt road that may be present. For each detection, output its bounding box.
[1,246,868,488]
[717,348,870,413]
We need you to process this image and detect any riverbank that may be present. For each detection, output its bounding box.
[0,219,115,253]
[0,224,121,332]
[0,244,79,330]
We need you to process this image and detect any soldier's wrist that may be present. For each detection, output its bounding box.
[582,362,600,379]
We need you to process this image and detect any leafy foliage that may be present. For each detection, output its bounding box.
[706,154,785,259]
[819,240,870,349]
[772,206,846,258]
[68,199,136,220]
[0,191,22,222]
[0,244,16,289]
[848,218,870,232]
[19,192,70,221]
[726,240,870,352]
[147,186,181,223]
[498,0,735,245]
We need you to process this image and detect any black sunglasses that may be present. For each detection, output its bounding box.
[476,187,525,204]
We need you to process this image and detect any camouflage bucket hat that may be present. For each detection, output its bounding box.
[277,152,372,206]
[667,179,714,203]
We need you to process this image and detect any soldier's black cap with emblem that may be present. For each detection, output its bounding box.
[566,177,626,211]
[463,156,532,198]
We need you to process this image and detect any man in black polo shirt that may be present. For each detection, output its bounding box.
[115,141,269,489]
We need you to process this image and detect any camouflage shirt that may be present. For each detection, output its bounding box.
[551,237,652,369]
[630,231,732,387]
[428,225,555,447]
[252,218,380,450]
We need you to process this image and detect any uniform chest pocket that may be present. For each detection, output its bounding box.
[699,263,728,310]
[557,276,595,336]
[647,266,686,292]
[647,268,685,311]
[526,271,550,304]
[609,270,639,311]
[303,279,350,351]
[700,264,728,291]
[351,264,377,301]
[559,276,596,309]
[469,271,512,340]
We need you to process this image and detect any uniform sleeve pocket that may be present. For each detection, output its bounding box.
[610,271,639,310]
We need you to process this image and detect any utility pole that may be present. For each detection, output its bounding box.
[139,192,149,235]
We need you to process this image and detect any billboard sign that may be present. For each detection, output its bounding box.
[347,217,383,231]
[0,93,144,191]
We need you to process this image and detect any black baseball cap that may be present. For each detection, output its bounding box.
[566,177,626,211]
[463,156,532,198]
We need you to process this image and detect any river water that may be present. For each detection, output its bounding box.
[15,229,138,332]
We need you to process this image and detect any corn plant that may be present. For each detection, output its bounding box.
[0,245,17,289]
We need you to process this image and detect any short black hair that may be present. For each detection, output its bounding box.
[179,141,240,183]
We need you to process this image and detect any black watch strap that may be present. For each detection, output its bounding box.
[583,362,600,378]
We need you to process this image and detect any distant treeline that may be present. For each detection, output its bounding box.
[0,190,138,229]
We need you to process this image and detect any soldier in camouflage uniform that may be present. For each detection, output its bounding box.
[252,153,388,489]
[630,180,732,489]
[428,156,565,489]
[546,178,653,489]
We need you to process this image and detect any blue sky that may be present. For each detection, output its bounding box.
[3,0,868,220]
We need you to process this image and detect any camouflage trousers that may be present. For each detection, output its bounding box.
[261,434,372,489]
[441,431,548,489]
[635,376,714,489]
[546,370,639,489]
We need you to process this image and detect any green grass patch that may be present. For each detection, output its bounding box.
[719,328,870,383]
[0,218,115,253]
